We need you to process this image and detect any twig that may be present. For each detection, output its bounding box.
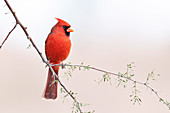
[1,0,84,112]
[53,63,170,110]
[0,23,17,48]
[144,84,169,109]
[59,80,83,113]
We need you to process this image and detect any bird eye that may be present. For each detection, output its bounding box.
[63,26,67,29]
[63,25,71,30]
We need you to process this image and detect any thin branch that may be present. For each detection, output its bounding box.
[54,63,144,84]
[2,0,84,112]
[144,84,169,109]
[58,80,83,113]
[0,23,17,48]
[53,63,170,110]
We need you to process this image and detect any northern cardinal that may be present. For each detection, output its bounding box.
[43,18,73,99]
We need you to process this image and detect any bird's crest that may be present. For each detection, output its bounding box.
[55,18,70,27]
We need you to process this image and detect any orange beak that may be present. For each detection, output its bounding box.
[67,28,74,32]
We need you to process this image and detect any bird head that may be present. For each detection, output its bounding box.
[51,18,74,36]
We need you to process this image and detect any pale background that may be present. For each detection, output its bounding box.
[0,0,170,113]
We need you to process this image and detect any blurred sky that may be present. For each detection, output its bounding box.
[0,0,170,113]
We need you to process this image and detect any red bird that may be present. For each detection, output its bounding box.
[43,18,73,99]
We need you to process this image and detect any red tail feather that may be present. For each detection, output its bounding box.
[43,66,59,99]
